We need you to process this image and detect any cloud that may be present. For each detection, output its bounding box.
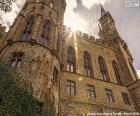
[0,0,25,29]
[71,0,140,70]
[137,70,140,79]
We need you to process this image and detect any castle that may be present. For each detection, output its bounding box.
[0,0,140,115]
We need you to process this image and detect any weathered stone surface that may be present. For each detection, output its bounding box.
[0,0,140,115]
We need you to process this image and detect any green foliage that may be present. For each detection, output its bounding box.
[0,61,56,116]
[0,0,15,12]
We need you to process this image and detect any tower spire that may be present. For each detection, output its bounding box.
[100,4,106,17]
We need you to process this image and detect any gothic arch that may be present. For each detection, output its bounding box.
[98,56,110,82]
[83,51,93,77]
[67,46,76,73]
[20,14,35,41]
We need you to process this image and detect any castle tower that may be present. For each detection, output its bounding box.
[98,4,119,40]
[98,5,140,112]
[98,4,139,85]
[0,0,66,115]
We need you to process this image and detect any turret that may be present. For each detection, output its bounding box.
[0,0,67,115]
[98,4,119,40]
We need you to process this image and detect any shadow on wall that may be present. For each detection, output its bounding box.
[0,61,55,116]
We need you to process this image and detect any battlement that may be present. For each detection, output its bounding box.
[62,25,113,49]
[0,24,6,37]
[62,25,97,41]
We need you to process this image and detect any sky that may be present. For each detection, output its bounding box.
[0,0,140,77]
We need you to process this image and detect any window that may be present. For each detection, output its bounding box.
[112,61,122,85]
[83,51,93,77]
[21,15,34,41]
[56,33,61,52]
[87,85,96,99]
[10,52,24,68]
[98,56,110,81]
[40,20,51,47]
[67,46,75,72]
[67,80,76,95]
[50,1,54,8]
[35,100,44,113]
[105,89,114,103]
[53,67,58,83]
[122,93,130,105]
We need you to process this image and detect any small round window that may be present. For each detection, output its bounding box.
[50,2,54,8]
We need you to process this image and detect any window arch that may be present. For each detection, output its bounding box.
[83,51,93,77]
[112,61,122,85]
[40,20,51,47]
[67,46,76,72]
[21,15,34,41]
[98,56,110,81]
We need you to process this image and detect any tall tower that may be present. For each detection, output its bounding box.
[98,4,139,86]
[0,0,66,115]
[98,5,140,112]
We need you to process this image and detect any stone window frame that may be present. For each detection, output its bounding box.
[105,88,115,103]
[67,80,76,95]
[10,52,24,68]
[86,84,96,99]
[83,51,93,77]
[112,60,122,85]
[98,56,110,82]
[53,67,59,83]
[40,20,52,47]
[21,15,34,41]
[122,93,130,105]
[67,46,76,73]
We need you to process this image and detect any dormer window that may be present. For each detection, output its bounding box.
[50,1,54,8]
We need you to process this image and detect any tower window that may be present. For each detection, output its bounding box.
[83,51,93,77]
[98,56,110,82]
[67,80,76,95]
[53,67,59,83]
[50,1,54,8]
[10,52,24,68]
[67,46,76,72]
[122,93,130,105]
[105,89,114,103]
[21,15,34,41]
[40,20,51,47]
[87,85,96,99]
[112,61,122,85]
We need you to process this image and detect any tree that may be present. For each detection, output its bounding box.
[0,0,15,12]
[0,61,56,116]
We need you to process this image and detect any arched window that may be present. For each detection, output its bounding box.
[21,15,34,41]
[98,56,110,81]
[112,61,122,85]
[56,33,60,52]
[40,20,51,47]
[67,46,75,72]
[83,51,93,77]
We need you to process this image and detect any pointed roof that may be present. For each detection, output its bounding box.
[100,4,106,17]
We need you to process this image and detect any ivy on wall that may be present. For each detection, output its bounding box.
[0,61,56,116]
